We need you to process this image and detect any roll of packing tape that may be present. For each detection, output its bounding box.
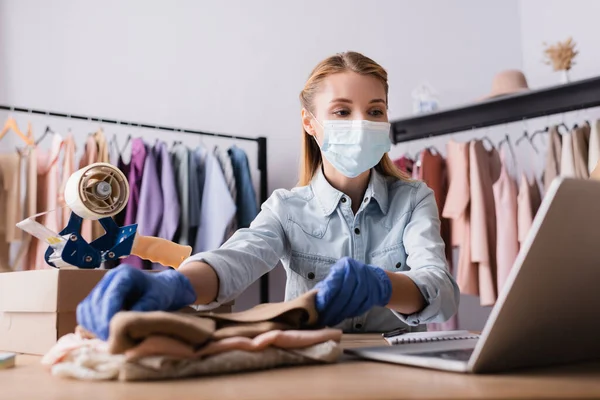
[65,163,129,220]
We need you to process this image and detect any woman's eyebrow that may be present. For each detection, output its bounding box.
[330,98,353,104]
[369,98,386,104]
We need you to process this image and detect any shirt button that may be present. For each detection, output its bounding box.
[355,323,363,329]
[363,197,369,203]
[340,197,347,203]
[354,227,361,235]
[395,262,402,269]
[307,272,315,280]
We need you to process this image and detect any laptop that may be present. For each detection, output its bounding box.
[347,177,600,373]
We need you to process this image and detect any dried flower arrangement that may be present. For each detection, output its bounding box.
[543,37,578,71]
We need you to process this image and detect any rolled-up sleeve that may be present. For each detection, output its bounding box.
[179,190,288,306]
[396,183,460,325]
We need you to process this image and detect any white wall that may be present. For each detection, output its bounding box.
[0,0,524,314]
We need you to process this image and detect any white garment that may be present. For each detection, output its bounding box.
[588,121,600,174]
[560,131,575,177]
[193,147,236,253]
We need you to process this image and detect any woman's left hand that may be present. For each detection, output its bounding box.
[314,257,392,327]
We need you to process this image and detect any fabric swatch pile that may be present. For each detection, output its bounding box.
[41,291,343,381]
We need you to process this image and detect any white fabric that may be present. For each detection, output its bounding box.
[560,131,575,177]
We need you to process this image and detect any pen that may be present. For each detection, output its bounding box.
[382,309,409,338]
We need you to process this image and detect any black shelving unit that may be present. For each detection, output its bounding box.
[391,76,600,143]
[0,104,271,303]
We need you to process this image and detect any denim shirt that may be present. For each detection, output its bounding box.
[182,168,460,333]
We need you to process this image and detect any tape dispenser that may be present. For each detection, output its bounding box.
[17,162,192,269]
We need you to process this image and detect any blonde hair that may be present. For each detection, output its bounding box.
[298,51,409,186]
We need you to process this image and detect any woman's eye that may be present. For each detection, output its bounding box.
[333,110,350,117]
[369,109,385,117]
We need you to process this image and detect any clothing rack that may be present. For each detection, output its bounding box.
[0,104,271,303]
[391,76,600,143]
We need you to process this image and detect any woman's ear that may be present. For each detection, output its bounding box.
[301,108,316,137]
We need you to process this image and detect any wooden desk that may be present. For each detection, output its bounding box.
[2,334,600,399]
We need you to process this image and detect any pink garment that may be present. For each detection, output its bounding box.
[469,141,501,306]
[28,134,63,269]
[58,135,76,228]
[517,174,542,245]
[125,329,342,361]
[493,152,519,296]
[442,141,478,296]
[78,135,98,243]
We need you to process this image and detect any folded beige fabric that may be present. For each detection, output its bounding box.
[109,290,318,354]
[119,340,341,381]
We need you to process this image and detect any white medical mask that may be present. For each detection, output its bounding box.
[310,114,392,178]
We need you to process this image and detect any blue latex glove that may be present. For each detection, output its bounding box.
[76,265,197,340]
[314,257,392,327]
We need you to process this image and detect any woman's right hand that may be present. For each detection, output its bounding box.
[76,265,197,340]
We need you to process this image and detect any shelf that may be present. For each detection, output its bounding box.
[391,76,600,143]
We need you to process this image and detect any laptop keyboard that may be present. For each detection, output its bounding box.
[408,348,474,361]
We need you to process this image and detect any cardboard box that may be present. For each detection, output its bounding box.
[0,269,108,355]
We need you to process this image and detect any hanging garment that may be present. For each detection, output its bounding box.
[11,146,38,271]
[0,153,22,272]
[572,124,591,179]
[417,149,456,331]
[443,141,478,296]
[588,120,600,174]
[228,145,259,228]
[113,155,131,229]
[193,147,236,253]
[123,138,147,227]
[493,151,519,295]
[28,133,63,270]
[560,130,575,178]
[469,140,501,306]
[543,126,562,194]
[94,130,110,164]
[517,174,542,245]
[117,139,147,268]
[78,135,99,242]
[58,135,76,228]
[154,141,180,242]
[171,143,190,246]
[393,156,414,175]
[214,147,238,240]
[188,147,203,248]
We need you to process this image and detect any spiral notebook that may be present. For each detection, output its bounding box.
[384,330,480,346]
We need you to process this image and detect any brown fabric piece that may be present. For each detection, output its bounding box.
[517,174,542,244]
[572,124,590,179]
[119,340,341,381]
[544,126,562,194]
[109,291,318,355]
[0,153,22,272]
[469,141,501,306]
[108,312,216,354]
[12,146,37,270]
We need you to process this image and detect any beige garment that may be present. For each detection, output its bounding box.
[572,124,590,179]
[125,329,343,361]
[58,135,76,227]
[12,146,38,270]
[469,141,501,306]
[442,141,478,295]
[517,174,542,244]
[588,121,600,174]
[120,340,341,381]
[78,135,98,242]
[493,153,519,295]
[0,154,22,271]
[94,130,110,163]
[108,290,319,354]
[28,134,63,270]
[561,131,575,177]
[543,126,562,194]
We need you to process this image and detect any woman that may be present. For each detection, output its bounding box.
[78,52,459,340]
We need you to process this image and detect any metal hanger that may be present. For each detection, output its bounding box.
[497,134,518,168]
[35,126,55,146]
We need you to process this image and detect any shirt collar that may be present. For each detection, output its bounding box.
[310,168,389,216]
